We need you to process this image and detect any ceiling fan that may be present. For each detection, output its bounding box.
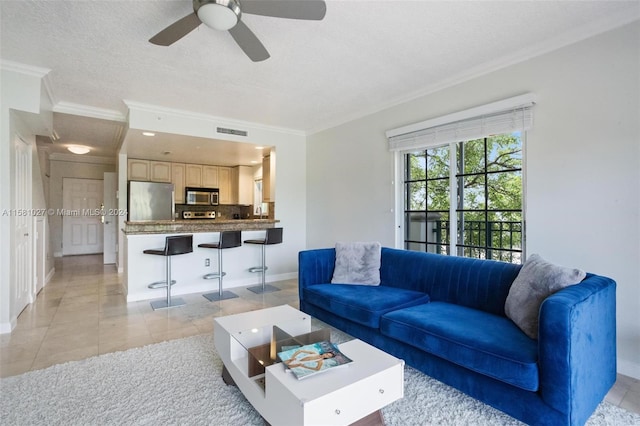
[149,0,327,62]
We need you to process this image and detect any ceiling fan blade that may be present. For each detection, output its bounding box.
[241,0,327,20]
[228,21,270,62]
[149,13,202,46]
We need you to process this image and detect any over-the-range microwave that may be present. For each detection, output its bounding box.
[185,187,219,206]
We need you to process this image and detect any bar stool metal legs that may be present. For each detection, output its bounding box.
[199,231,241,302]
[245,227,283,294]
[143,235,193,310]
[149,255,185,310]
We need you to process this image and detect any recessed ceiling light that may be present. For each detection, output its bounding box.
[254,146,264,150]
[142,132,155,137]
[67,145,90,155]
[251,160,259,164]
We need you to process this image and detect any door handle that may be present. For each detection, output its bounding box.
[24,233,29,237]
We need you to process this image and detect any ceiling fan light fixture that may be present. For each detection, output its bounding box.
[67,145,91,155]
[197,0,241,31]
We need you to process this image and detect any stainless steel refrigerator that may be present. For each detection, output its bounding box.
[127,181,175,221]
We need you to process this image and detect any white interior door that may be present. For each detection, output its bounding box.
[103,172,117,264]
[62,178,103,255]
[14,136,32,310]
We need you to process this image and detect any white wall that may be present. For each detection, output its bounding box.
[306,22,640,378]
[0,65,49,332]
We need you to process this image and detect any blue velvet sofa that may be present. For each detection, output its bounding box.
[298,247,617,426]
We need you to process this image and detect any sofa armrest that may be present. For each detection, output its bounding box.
[538,274,616,423]
[298,248,336,302]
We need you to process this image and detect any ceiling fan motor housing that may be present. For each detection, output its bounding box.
[194,0,241,31]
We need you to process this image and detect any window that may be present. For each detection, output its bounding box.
[387,94,534,264]
[404,133,523,263]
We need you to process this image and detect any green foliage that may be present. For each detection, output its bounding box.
[406,133,523,260]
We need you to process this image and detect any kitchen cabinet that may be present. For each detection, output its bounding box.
[231,166,253,205]
[129,158,252,205]
[128,159,173,183]
[262,154,275,202]
[185,164,203,187]
[149,161,171,183]
[171,163,186,204]
[218,167,232,204]
[202,165,219,188]
[128,159,150,181]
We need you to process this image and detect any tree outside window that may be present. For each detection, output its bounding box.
[404,133,523,263]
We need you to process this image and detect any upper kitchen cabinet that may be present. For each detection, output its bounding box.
[231,165,253,205]
[128,159,171,183]
[185,164,203,187]
[262,153,276,202]
[172,163,186,204]
[184,164,218,188]
[150,161,171,183]
[218,167,232,204]
[128,159,150,181]
[202,165,219,188]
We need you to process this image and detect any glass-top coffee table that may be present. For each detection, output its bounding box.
[214,305,404,426]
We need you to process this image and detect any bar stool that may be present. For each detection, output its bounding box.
[245,227,283,294]
[143,234,193,310]
[198,230,241,302]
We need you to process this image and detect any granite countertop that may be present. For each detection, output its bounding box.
[122,219,279,235]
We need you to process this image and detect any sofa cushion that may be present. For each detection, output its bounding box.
[303,284,431,329]
[505,253,586,339]
[331,242,381,285]
[380,302,539,391]
[379,248,522,316]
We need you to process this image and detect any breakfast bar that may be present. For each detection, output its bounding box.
[122,219,280,302]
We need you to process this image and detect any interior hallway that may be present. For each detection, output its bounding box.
[1,255,638,416]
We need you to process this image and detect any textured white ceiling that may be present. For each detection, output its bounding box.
[2,0,639,160]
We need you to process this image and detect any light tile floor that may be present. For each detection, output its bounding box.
[1,255,639,416]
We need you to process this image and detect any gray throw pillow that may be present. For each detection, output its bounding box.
[505,254,586,339]
[331,242,381,285]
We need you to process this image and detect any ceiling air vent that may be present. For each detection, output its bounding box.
[217,127,248,137]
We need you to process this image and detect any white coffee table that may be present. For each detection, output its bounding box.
[214,305,404,426]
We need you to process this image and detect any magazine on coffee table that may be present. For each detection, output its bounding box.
[277,340,353,380]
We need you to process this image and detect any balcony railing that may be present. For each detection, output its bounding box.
[405,214,522,264]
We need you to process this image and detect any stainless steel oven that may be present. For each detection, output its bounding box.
[185,187,219,205]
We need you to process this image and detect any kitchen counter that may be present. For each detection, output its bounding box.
[122,219,279,235]
[121,220,283,303]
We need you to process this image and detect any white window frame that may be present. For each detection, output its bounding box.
[389,94,534,255]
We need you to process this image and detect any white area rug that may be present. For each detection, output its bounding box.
[2,334,639,425]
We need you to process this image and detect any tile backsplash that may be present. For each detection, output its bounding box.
[175,204,272,220]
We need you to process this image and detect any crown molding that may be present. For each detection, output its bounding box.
[53,102,127,122]
[0,60,50,78]
[41,73,57,107]
[49,153,115,165]
[307,15,640,136]
[112,122,126,152]
[124,100,306,137]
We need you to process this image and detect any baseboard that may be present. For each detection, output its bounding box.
[618,359,640,380]
[0,318,16,334]
[45,267,55,284]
